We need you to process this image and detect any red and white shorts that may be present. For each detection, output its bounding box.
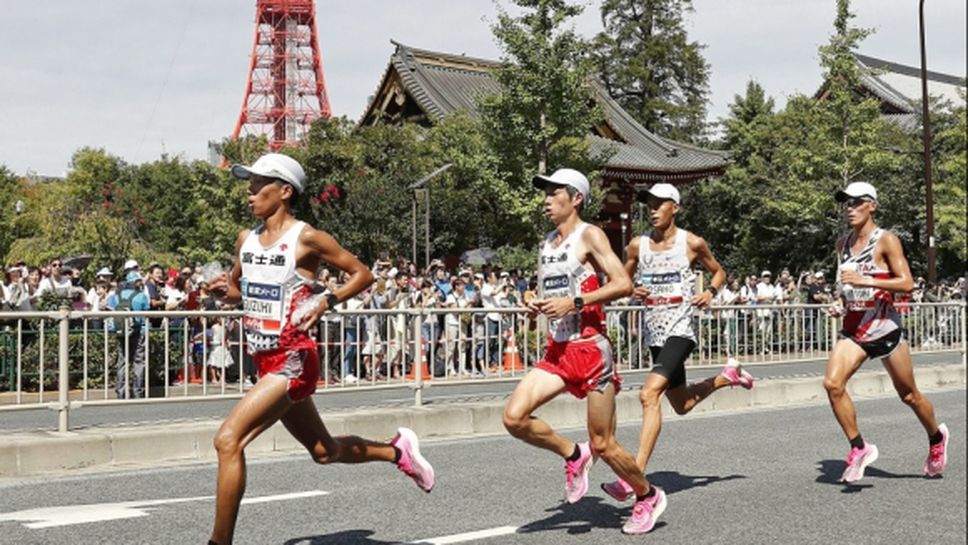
[535,335,621,399]
[253,347,319,402]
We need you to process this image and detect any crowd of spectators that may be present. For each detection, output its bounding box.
[1,255,964,391]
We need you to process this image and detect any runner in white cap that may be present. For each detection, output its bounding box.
[503,167,650,534]
[825,181,948,482]
[600,182,755,533]
[206,153,434,545]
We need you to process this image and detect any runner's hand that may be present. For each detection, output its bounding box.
[827,301,846,318]
[535,297,574,319]
[207,273,229,297]
[525,298,541,320]
[295,299,331,332]
[632,286,650,303]
[691,290,713,309]
[840,269,867,287]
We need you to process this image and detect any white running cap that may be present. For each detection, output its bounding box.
[532,168,590,198]
[835,181,877,202]
[231,153,306,194]
[639,183,680,205]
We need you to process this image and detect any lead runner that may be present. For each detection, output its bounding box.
[206,153,434,545]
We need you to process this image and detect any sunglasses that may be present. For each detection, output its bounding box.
[51,262,62,267]
[844,197,872,208]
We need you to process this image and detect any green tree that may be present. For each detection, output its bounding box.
[933,99,967,272]
[592,0,711,142]
[0,166,22,261]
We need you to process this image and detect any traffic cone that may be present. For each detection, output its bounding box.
[406,339,432,380]
[503,330,524,372]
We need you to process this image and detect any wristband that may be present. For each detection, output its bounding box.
[706,285,719,297]
[325,293,339,312]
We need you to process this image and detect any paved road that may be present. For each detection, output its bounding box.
[0,388,963,545]
[2,352,961,433]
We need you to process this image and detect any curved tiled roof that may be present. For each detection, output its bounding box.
[361,42,727,178]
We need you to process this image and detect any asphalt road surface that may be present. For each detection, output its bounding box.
[0,388,963,545]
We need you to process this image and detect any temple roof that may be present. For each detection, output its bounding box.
[361,42,727,182]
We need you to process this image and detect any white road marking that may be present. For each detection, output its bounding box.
[0,490,329,529]
[408,525,520,544]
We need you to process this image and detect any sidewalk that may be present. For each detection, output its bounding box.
[1,362,963,479]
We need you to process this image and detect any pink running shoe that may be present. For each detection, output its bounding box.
[924,423,949,477]
[601,478,634,502]
[391,427,435,492]
[564,441,594,503]
[840,442,879,483]
[622,486,667,534]
[720,358,754,389]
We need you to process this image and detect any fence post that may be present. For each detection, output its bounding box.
[412,309,423,408]
[58,306,71,432]
[961,303,966,368]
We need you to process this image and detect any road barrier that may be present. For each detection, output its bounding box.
[1,302,964,431]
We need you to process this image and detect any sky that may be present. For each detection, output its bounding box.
[0,0,964,177]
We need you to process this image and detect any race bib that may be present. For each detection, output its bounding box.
[843,286,876,310]
[542,274,572,298]
[242,280,285,336]
[641,272,684,305]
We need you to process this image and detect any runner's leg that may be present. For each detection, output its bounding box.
[210,374,293,545]
[586,384,648,496]
[282,398,396,463]
[635,372,670,475]
[503,368,570,456]
[880,340,939,435]
[823,339,868,440]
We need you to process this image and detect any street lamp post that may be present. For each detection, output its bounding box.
[408,163,454,271]
[919,0,936,283]
[620,212,629,260]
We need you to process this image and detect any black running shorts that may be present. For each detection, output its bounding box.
[648,336,696,390]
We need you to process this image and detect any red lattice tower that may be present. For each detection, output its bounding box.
[231,0,332,150]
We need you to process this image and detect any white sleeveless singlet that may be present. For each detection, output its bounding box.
[539,222,606,343]
[637,228,696,346]
[239,221,314,353]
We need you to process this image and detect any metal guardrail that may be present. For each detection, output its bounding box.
[1,302,964,431]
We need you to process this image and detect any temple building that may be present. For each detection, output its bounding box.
[360,42,728,252]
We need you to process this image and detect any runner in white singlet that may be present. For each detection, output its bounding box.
[502,168,651,536]
[599,183,755,533]
[205,154,434,545]
[824,181,948,483]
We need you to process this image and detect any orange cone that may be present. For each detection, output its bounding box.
[503,330,524,372]
[406,339,432,380]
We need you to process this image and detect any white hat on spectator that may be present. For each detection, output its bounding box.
[124,259,139,270]
[500,271,509,278]
[387,267,399,279]
[95,267,113,277]
[637,183,681,205]
[531,168,590,198]
[815,271,825,278]
[761,270,771,277]
[231,153,306,194]
[835,181,878,202]
[459,269,472,277]
[474,273,484,280]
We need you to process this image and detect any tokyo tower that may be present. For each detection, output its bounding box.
[231,0,332,150]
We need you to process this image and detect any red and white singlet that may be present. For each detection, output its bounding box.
[538,222,606,343]
[239,221,317,355]
[838,228,901,343]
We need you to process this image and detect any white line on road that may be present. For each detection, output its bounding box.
[407,525,520,544]
[0,490,329,529]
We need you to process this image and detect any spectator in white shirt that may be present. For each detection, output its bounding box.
[755,270,779,352]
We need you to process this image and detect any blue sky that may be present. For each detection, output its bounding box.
[0,0,964,176]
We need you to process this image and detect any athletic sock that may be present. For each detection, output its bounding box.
[849,435,865,450]
[635,485,656,503]
[929,429,944,446]
[566,444,582,462]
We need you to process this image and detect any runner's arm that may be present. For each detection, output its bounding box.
[296,227,374,331]
[843,231,913,293]
[208,230,248,304]
[624,236,650,302]
[688,233,725,309]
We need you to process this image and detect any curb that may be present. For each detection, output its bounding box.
[1,363,964,478]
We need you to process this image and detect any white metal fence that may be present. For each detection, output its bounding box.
[1,302,964,430]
